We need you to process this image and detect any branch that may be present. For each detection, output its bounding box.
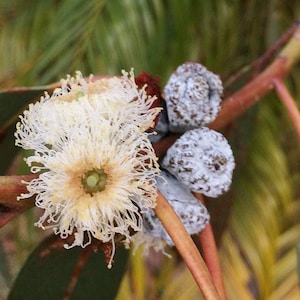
[224,18,300,89]
[194,193,227,300]
[154,190,221,299]
[273,78,300,139]
[209,26,300,130]
[0,175,36,227]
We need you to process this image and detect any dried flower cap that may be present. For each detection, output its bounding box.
[132,170,209,253]
[164,62,223,132]
[15,70,160,268]
[162,127,235,197]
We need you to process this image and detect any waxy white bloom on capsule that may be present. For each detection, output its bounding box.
[162,127,235,198]
[15,70,161,267]
[164,62,223,133]
[133,170,209,254]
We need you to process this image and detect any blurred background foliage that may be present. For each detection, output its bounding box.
[1,0,300,299]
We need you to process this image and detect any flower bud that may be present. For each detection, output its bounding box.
[164,62,223,132]
[162,127,235,197]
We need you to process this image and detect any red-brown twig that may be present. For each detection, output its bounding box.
[154,190,221,300]
[209,26,300,130]
[0,175,36,227]
[273,78,300,139]
[224,18,300,90]
[194,193,227,300]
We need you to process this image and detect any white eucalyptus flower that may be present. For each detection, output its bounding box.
[162,127,235,198]
[15,70,161,267]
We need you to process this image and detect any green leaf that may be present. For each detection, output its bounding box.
[8,235,129,300]
[0,87,46,174]
[0,126,19,175]
[0,87,46,128]
[0,239,11,286]
[0,84,58,174]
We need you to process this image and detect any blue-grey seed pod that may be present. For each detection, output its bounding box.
[142,170,209,245]
[162,127,235,197]
[164,62,223,133]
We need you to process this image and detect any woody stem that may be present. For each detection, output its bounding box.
[194,193,227,300]
[272,78,300,139]
[154,190,221,300]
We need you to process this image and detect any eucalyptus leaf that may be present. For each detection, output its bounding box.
[0,87,41,174]
[0,87,45,128]
[0,126,19,175]
[0,240,11,286]
[9,235,129,300]
[0,85,56,174]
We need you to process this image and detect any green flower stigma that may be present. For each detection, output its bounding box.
[75,91,85,100]
[81,168,108,194]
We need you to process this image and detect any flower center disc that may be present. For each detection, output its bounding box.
[81,168,108,194]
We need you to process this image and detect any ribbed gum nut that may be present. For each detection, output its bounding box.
[164,62,223,133]
[161,127,235,197]
[142,170,210,245]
